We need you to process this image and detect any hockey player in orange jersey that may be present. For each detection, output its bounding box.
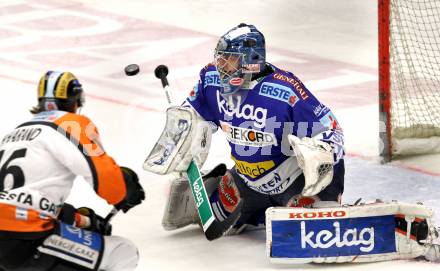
[0,71,145,271]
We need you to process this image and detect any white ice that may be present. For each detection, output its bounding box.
[0,0,439,270]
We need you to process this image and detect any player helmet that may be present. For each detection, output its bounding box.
[35,71,84,113]
[214,23,266,95]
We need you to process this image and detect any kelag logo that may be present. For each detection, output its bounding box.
[270,215,397,258]
[259,82,299,106]
[217,93,268,128]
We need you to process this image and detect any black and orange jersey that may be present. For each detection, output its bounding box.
[0,110,126,236]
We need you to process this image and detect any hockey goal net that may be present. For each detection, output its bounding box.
[379,0,440,161]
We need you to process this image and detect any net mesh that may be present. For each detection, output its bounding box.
[389,0,440,143]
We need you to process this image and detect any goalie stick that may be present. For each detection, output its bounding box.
[154,65,243,241]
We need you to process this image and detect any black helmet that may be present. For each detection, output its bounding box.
[35,71,84,113]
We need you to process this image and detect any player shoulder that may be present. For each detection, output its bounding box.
[198,63,221,89]
[259,67,310,102]
[201,62,216,72]
[38,111,97,131]
[199,62,218,76]
[255,75,305,107]
[52,112,103,149]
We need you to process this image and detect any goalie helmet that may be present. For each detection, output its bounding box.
[214,23,266,95]
[35,71,85,113]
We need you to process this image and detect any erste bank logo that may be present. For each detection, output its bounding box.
[204,71,221,88]
[259,82,299,106]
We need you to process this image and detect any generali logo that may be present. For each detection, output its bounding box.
[273,73,309,100]
[289,210,347,219]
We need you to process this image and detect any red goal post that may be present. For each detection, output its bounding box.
[379,0,440,162]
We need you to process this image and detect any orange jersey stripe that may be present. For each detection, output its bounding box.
[395,228,417,241]
[395,213,424,223]
[0,203,55,232]
[53,113,126,205]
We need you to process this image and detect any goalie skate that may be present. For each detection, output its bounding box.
[162,164,226,230]
[422,226,440,262]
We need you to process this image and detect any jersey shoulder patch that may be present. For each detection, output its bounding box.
[271,72,310,101]
[201,65,221,89]
[258,80,300,107]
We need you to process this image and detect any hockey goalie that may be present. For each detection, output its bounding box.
[143,23,439,263]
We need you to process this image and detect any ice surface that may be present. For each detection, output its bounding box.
[0,0,439,270]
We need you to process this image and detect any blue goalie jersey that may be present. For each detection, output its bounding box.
[186,63,344,195]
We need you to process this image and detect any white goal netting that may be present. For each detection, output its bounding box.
[389,0,440,156]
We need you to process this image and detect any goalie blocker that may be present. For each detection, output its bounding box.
[266,202,439,263]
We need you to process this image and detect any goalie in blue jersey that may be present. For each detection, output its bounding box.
[150,23,345,232]
[144,24,439,263]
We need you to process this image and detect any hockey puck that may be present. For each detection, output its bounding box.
[124,64,140,76]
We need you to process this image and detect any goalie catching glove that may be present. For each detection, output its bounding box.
[143,106,213,175]
[288,134,334,197]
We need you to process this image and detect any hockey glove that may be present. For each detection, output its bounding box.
[58,204,112,235]
[76,207,112,235]
[58,203,77,225]
[115,166,146,213]
[288,134,334,196]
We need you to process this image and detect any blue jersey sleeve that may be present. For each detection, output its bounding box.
[185,64,220,126]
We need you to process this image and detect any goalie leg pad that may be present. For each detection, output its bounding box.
[266,202,436,263]
[285,195,319,208]
[161,175,198,231]
[161,165,225,231]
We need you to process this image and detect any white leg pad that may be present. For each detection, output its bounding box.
[266,201,437,263]
[162,175,199,230]
[99,236,139,271]
[162,174,220,230]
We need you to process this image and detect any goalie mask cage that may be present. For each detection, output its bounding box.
[379,0,440,162]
